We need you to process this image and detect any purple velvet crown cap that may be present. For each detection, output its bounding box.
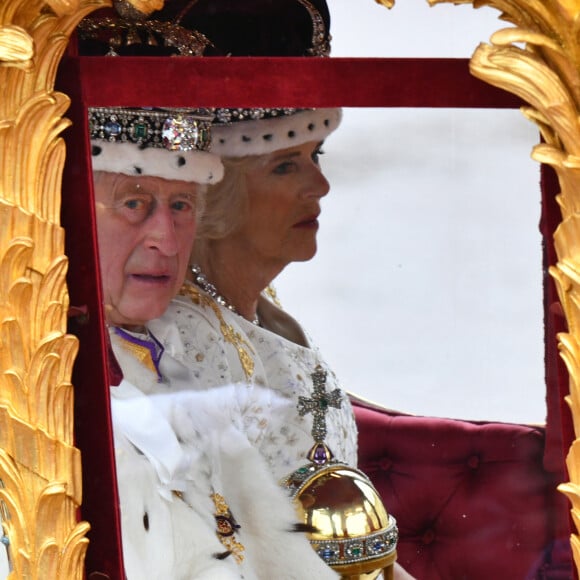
[163,0,331,56]
[77,0,331,57]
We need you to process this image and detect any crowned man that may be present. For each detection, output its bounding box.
[90,106,341,579]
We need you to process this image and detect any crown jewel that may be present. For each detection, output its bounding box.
[77,0,330,57]
[89,107,213,152]
[212,108,303,125]
[77,15,213,56]
[297,0,331,57]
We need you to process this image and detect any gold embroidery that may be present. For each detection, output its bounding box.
[172,490,245,565]
[265,284,282,308]
[179,283,255,380]
[116,337,158,376]
[211,492,245,564]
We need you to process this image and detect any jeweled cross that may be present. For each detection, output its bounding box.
[297,365,342,443]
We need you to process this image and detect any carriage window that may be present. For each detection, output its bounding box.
[276,106,544,423]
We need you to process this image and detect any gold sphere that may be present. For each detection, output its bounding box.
[283,458,398,579]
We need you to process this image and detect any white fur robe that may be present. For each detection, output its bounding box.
[110,330,339,579]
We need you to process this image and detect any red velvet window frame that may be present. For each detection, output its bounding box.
[56,53,570,578]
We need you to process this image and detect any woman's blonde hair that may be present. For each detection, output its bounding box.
[191,155,259,263]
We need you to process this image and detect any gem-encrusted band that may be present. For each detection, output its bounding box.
[312,516,398,567]
[297,0,331,57]
[211,107,305,126]
[89,107,213,152]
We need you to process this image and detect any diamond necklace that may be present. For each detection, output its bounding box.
[190,264,260,326]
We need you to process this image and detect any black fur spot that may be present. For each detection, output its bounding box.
[143,511,149,531]
[308,123,315,131]
[324,119,330,127]
[263,134,273,141]
[290,522,319,534]
[242,135,251,142]
[219,138,226,144]
[177,156,186,167]
[213,550,232,560]
[133,166,143,175]
[91,145,102,156]
[288,130,296,138]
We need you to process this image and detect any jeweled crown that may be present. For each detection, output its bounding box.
[89,107,214,152]
[89,106,224,184]
[77,13,214,56]
[77,0,331,57]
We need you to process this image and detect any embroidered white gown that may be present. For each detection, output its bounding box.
[149,281,359,481]
[110,329,339,580]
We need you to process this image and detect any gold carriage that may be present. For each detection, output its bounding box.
[1,0,580,578]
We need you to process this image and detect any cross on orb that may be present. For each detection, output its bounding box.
[297,365,342,446]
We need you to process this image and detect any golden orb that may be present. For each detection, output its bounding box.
[283,451,398,580]
[286,365,398,578]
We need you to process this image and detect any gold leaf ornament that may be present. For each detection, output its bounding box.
[0,26,34,66]
[115,0,166,18]
[45,0,81,16]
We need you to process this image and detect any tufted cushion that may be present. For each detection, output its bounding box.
[352,399,571,580]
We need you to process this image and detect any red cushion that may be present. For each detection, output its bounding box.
[353,401,572,579]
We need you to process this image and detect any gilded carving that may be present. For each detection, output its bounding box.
[0,26,33,67]
[1,0,579,577]
[0,0,108,578]
[374,0,395,8]
[118,0,164,16]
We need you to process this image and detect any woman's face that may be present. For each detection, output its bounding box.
[94,171,199,328]
[233,140,330,269]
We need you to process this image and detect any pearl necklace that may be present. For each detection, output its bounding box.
[190,264,261,326]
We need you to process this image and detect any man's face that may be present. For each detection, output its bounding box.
[94,171,199,328]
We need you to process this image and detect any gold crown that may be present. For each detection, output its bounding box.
[77,18,213,56]
[77,0,330,57]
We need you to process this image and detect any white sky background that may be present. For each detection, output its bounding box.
[275,0,546,424]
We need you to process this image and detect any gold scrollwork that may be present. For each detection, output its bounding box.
[0,26,33,68]
[374,0,395,9]
[0,0,108,578]
[1,0,580,577]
